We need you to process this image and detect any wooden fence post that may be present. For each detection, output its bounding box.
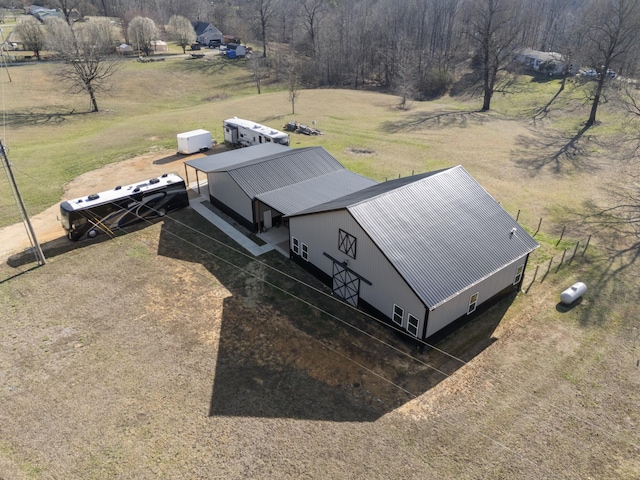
[556,249,567,273]
[568,241,580,264]
[541,256,553,283]
[556,226,566,246]
[525,265,539,294]
[516,209,521,222]
[534,217,542,237]
[582,235,592,256]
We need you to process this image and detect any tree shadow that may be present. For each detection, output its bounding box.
[381,109,486,134]
[155,209,513,422]
[511,124,599,175]
[568,182,640,326]
[532,83,566,123]
[0,108,90,128]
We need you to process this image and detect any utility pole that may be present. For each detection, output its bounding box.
[0,28,13,82]
[0,140,46,265]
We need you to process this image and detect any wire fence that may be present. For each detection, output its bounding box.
[510,208,594,294]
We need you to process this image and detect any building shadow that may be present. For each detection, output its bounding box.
[156,209,513,422]
[152,153,188,165]
[5,220,161,268]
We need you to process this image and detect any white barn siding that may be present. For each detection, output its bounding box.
[208,172,253,223]
[426,256,527,337]
[290,210,427,337]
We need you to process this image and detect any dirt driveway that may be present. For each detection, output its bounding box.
[0,149,208,263]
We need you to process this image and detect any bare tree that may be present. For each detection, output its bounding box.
[14,17,45,60]
[50,0,80,25]
[465,0,523,111]
[299,0,326,57]
[167,15,196,54]
[252,0,278,58]
[389,33,418,109]
[288,62,300,114]
[46,17,121,112]
[127,16,159,56]
[250,55,264,94]
[581,0,640,127]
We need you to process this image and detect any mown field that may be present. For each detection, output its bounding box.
[1,53,639,479]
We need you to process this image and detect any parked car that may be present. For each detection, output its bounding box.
[582,69,597,77]
[607,69,617,78]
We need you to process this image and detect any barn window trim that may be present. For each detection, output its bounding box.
[393,304,404,327]
[292,237,300,255]
[513,264,524,285]
[338,229,357,259]
[468,292,479,314]
[407,314,419,337]
[301,243,308,261]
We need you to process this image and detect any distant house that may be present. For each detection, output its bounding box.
[223,34,241,45]
[192,21,223,46]
[117,44,134,55]
[514,48,572,75]
[151,40,168,53]
[287,166,539,342]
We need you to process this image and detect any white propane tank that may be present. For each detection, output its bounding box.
[560,282,587,305]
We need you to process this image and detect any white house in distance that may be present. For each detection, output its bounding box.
[186,145,539,342]
[192,21,224,46]
[514,48,571,75]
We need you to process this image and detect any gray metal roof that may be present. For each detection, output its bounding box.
[184,143,290,173]
[290,169,449,216]
[291,166,539,309]
[256,170,378,215]
[226,146,346,198]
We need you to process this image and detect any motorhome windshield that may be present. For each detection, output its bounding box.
[59,202,72,230]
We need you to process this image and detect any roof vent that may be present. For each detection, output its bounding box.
[133,187,140,193]
[149,178,160,184]
[161,173,168,178]
[510,227,517,236]
[87,194,100,201]
[115,185,121,190]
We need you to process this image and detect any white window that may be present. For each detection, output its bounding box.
[393,304,404,326]
[513,265,524,285]
[301,243,308,261]
[292,237,299,255]
[468,292,479,314]
[407,314,420,337]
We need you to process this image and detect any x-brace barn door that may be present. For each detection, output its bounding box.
[332,262,360,307]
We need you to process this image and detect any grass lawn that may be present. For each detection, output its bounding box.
[0,57,639,478]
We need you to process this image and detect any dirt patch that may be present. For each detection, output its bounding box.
[345,147,376,156]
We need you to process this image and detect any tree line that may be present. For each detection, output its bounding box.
[7,0,640,122]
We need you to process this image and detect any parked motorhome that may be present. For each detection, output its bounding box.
[60,173,189,241]
[223,118,290,147]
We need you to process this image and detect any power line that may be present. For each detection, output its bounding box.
[44,199,635,476]
[96,217,563,478]
[91,201,638,449]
